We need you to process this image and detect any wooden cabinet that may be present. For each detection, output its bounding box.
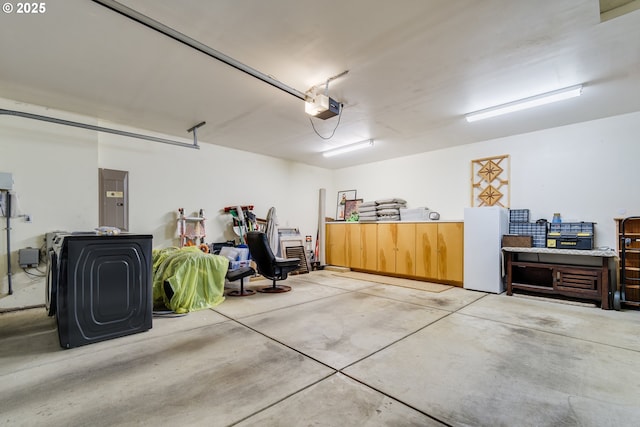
[415,222,464,284]
[377,223,415,275]
[326,223,377,270]
[326,222,347,267]
[345,224,361,267]
[504,247,614,309]
[615,217,640,305]
[326,221,463,286]
[437,222,464,283]
[415,223,438,279]
[345,223,377,270]
[358,223,378,270]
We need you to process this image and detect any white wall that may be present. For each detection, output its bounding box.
[332,111,640,250]
[0,98,331,306]
[0,99,100,303]
[97,130,330,248]
[3,95,639,308]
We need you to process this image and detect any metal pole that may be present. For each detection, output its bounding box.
[91,0,307,101]
[5,192,12,295]
[0,109,200,150]
[187,121,206,147]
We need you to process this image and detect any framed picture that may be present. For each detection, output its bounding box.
[344,198,363,221]
[336,190,357,220]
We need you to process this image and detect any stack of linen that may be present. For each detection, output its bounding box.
[376,198,407,221]
[357,201,378,222]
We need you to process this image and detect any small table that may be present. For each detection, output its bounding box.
[503,247,618,310]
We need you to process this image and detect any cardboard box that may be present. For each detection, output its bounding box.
[502,234,533,248]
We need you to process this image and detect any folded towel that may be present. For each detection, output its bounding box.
[358,205,378,213]
[376,208,401,215]
[376,198,407,205]
[359,201,378,208]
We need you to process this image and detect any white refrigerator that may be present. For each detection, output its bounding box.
[463,206,509,293]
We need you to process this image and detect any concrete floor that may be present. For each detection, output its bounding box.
[1,270,639,426]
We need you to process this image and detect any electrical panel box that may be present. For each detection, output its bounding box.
[0,172,13,190]
[19,248,40,268]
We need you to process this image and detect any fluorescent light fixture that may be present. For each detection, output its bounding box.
[322,139,374,158]
[465,84,583,122]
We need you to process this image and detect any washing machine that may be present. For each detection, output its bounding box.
[47,232,153,349]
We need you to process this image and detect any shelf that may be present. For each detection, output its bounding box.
[616,218,640,304]
[511,261,554,269]
[506,249,610,309]
[511,283,554,291]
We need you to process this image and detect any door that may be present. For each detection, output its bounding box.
[99,168,129,231]
[326,223,347,267]
[395,223,416,276]
[438,222,464,284]
[415,223,438,279]
[377,223,397,273]
[346,224,361,268]
[360,223,377,271]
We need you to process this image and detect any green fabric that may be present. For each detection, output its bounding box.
[152,246,228,313]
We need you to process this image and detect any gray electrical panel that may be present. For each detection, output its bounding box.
[19,248,40,268]
[0,172,13,190]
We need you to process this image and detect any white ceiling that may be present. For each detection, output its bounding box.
[1,0,640,169]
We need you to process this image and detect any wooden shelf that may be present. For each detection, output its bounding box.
[616,217,640,304]
[505,249,610,309]
[511,282,554,291]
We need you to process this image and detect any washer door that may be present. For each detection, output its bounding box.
[45,250,58,317]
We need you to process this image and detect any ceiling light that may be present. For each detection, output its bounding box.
[322,139,374,158]
[465,85,583,122]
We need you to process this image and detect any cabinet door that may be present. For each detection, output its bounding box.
[555,266,600,298]
[396,223,416,275]
[360,223,378,271]
[377,223,397,273]
[437,222,464,283]
[415,223,438,279]
[345,224,361,268]
[326,223,347,267]
[617,218,640,302]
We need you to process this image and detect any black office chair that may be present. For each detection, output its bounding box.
[226,266,256,297]
[246,231,300,293]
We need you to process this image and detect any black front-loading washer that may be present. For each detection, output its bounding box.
[47,233,153,349]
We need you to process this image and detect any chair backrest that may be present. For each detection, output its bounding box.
[246,231,276,278]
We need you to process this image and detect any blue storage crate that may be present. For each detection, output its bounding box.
[548,222,594,235]
[509,209,530,223]
[508,222,547,248]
